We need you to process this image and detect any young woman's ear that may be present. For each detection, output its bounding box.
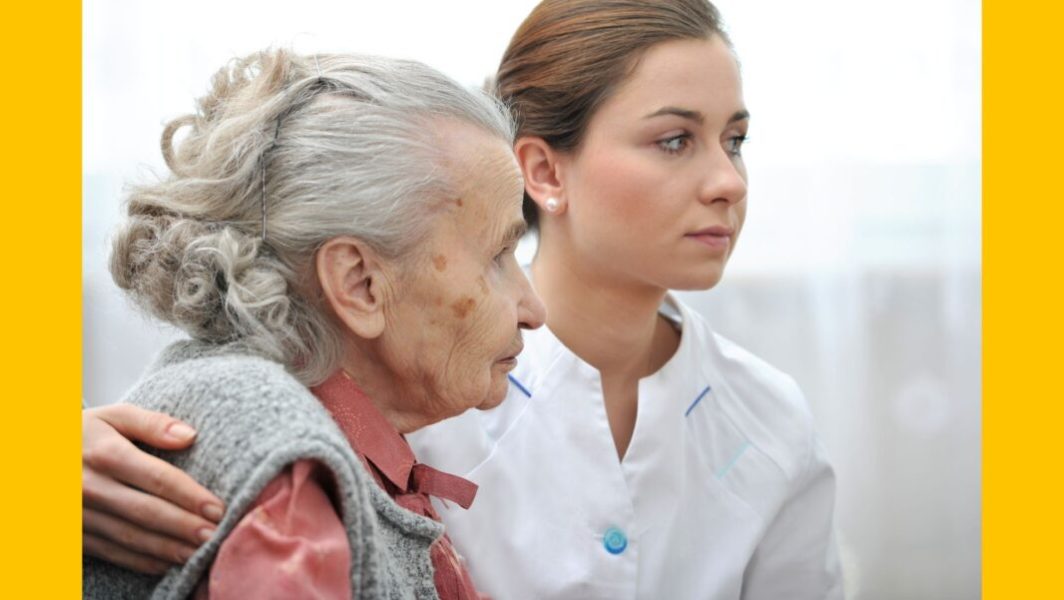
[316,237,388,339]
[514,136,568,215]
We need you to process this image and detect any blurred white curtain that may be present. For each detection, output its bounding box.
[84,1,980,598]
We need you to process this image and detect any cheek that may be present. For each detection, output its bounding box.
[573,149,663,225]
[436,282,515,407]
[388,272,468,364]
[569,148,689,265]
[457,276,511,350]
[424,274,509,363]
[570,152,668,262]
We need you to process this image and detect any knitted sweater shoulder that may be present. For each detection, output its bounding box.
[83,340,443,599]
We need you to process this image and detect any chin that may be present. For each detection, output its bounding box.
[478,389,507,410]
[474,376,509,410]
[661,267,725,292]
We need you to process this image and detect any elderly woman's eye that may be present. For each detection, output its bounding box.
[657,134,692,155]
[494,246,515,265]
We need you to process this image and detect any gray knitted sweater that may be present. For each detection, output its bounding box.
[83,340,444,599]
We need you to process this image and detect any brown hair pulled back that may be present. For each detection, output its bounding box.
[495,0,728,227]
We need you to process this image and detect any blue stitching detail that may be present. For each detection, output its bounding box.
[508,374,532,398]
[716,441,751,479]
[684,385,712,417]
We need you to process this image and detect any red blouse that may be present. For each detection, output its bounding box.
[193,371,482,599]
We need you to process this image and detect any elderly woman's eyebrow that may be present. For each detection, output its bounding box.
[500,220,528,246]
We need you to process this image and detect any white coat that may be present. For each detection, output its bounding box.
[409,295,843,599]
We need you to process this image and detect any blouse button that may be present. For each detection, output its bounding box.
[603,527,628,555]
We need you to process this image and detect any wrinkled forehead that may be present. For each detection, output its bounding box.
[463,142,525,208]
[434,119,524,217]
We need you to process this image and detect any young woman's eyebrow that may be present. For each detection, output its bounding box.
[642,107,751,125]
[643,106,704,123]
[728,109,751,124]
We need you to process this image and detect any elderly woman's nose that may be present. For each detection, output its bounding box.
[518,281,546,330]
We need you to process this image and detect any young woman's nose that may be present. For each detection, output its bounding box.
[698,147,748,206]
[517,275,546,330]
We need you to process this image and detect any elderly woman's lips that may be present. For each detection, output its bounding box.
[497,343,523,368]
[501,342,524,360]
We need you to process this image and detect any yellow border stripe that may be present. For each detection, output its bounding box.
[985,1,1064,596]
[0,0,81,593]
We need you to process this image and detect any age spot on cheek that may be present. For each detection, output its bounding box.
[454,198,464,208]
[433,254,448,271]
[451,297,476,319]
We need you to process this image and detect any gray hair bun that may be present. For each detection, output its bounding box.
[110,49,513,384]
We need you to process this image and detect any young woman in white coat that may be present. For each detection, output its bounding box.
[82,1,843,597]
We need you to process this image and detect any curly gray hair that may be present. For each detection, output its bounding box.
[110,49,515,385]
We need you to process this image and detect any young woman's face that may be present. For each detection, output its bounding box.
[558,35,749,291]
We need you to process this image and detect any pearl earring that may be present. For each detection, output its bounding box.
[545,197,560,213]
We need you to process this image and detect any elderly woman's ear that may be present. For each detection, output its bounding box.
[316,237,389,339]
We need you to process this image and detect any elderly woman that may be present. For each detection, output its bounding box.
[83,49,543,599]
[88,1,844,597]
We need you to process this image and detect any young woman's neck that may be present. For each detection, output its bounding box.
[531,238,677,383]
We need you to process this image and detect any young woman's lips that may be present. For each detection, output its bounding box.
[685,226,733,250]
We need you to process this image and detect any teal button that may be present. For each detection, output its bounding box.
[603,527,628,555]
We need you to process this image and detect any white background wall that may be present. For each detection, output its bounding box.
[84,1,981,598]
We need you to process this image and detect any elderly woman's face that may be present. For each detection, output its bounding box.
[379,124,545,425]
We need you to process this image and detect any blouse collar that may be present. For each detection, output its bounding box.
[312,370,478,508]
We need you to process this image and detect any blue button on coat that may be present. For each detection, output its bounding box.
[603,527,628,555]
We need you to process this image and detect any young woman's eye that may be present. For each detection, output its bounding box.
[726,135,748,157]
[657,133,692,155]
